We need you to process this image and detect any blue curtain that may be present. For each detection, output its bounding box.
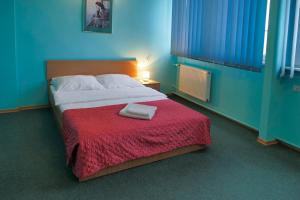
[171,0,268,70]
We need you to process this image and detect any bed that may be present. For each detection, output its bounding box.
[47,60,211,181]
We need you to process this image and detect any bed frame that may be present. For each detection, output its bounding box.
[47,59,205,182]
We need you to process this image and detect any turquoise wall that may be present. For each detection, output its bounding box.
[172,0,300,148]
[0,1,18,109]
[269,78,300,147]
[1,0,299,148]
[259,0,300,147]
[0,0,173,108]
[174,57,263,130]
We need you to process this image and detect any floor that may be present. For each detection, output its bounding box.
[0,96,299,200]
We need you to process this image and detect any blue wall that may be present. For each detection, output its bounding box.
[171,0,300,147]
[1,0,299,148]
[0,0,173,108]
[0,1,18,109]
[259,0,300,147]
[269,78,300,147]
[174,57,263,130]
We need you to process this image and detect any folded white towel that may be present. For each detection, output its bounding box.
[126,103,157,116]
[119,104,157,120]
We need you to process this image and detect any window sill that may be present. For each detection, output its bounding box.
[176,55,263,73]
[282,68,300,78]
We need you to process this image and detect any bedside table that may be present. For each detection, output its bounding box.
[138,80,160,91]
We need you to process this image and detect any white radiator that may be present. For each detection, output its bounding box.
[178,65,211,102]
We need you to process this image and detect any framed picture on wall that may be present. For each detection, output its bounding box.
[83,0,113,33]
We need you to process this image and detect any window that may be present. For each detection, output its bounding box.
[171,0,269,71]
[281,0,300,78]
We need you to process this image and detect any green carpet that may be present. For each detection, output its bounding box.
[0,96,299,200]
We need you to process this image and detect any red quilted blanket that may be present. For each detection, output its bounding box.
[63,99,211,179]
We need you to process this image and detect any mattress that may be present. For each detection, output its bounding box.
[50,85,167,112]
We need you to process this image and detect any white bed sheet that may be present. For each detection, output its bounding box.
[50,86,167,112]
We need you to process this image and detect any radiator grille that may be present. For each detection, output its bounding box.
[178,65,211,102]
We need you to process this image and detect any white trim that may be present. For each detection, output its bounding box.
[281,0,300,78]
[284,67,300,72]
[290,0,300,78]
[263,0,271,62]
[281,0,291,77]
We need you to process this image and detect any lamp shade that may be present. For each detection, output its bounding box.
[142,71,150,80]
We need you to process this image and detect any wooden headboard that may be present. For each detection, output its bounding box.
[47,60,138,80]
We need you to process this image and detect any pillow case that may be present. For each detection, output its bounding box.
[51,75,105,92]
[96,74,144,89]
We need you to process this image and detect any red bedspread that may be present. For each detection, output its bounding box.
[62,99,211,179]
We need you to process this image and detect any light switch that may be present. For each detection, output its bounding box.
[293,85,300,92]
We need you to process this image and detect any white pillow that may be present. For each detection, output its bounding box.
[51,75,105,92]
[96,74,144,89]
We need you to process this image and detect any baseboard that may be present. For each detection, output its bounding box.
[278,140,300,153]
[170,92,258,132]
[257,138,279,146]
[257,138,300,152]
[0,105,50,114]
